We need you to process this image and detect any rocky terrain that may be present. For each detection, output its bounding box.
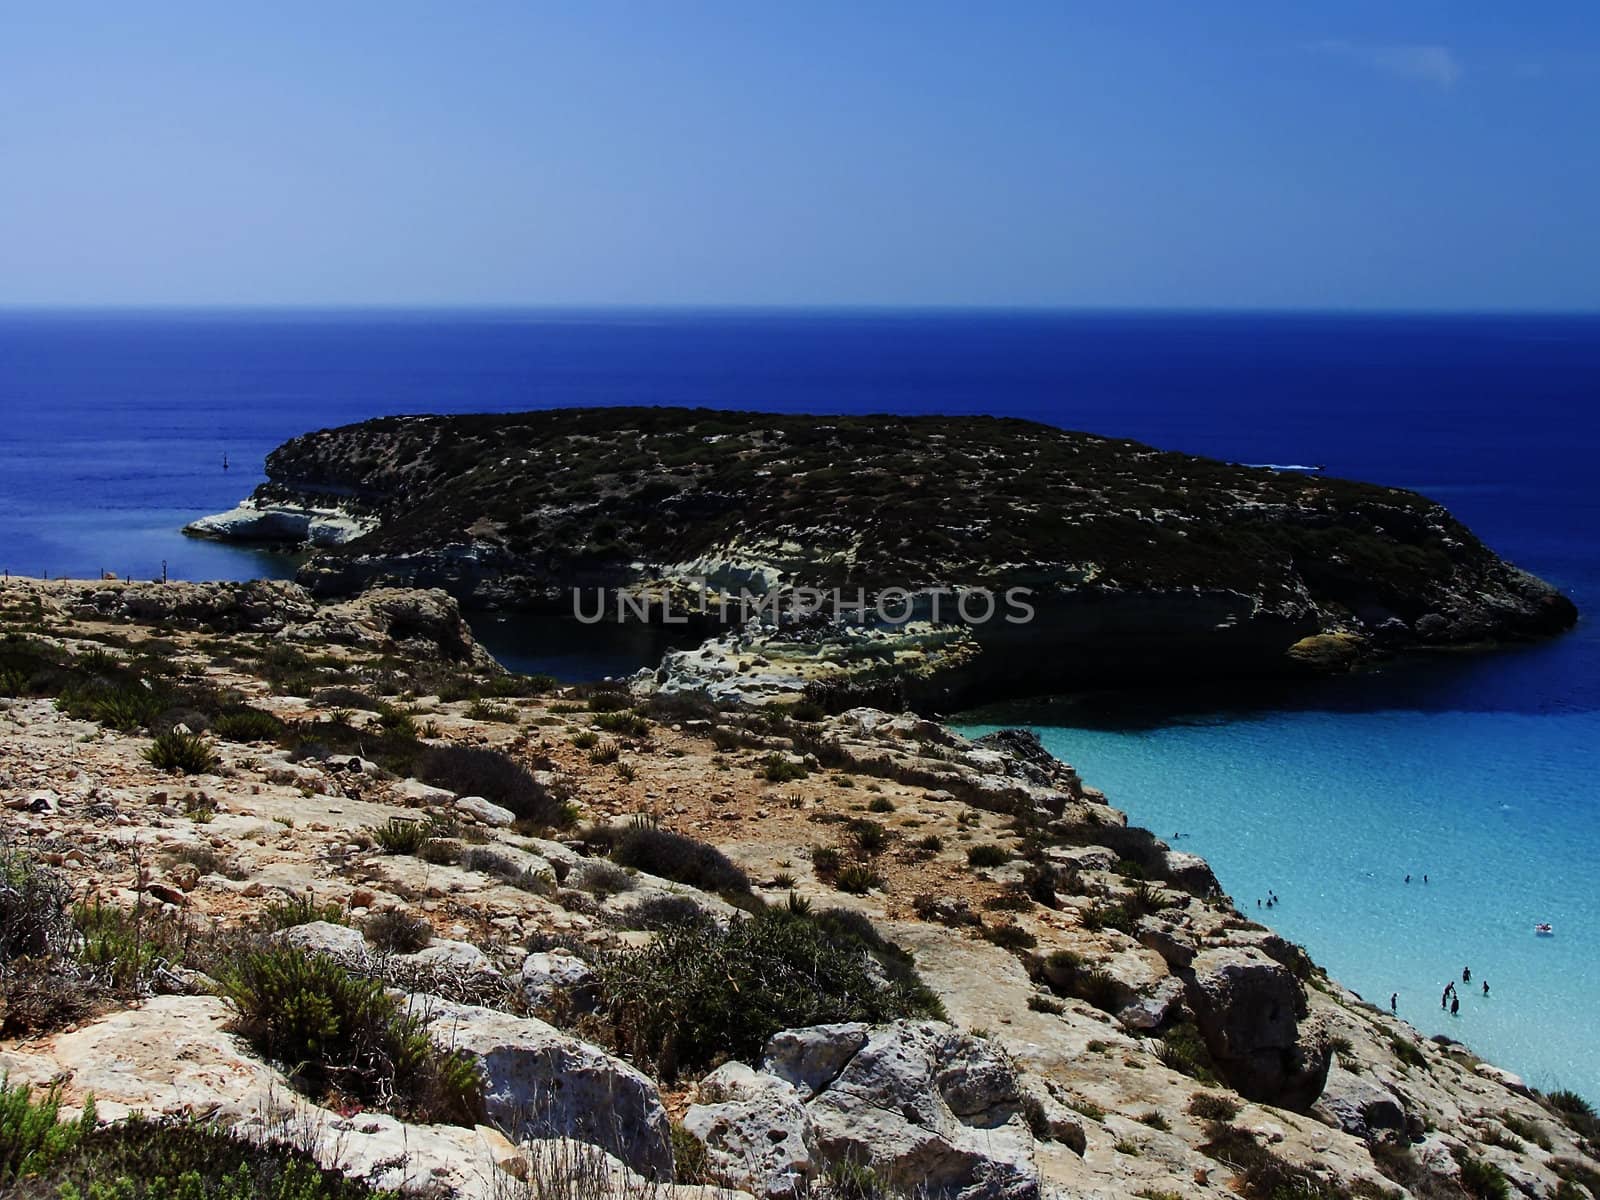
[2,577,1596,1200]
[184,408,1577,709]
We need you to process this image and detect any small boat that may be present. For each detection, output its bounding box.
[1535,923,1554,936]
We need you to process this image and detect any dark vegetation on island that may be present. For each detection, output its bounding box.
[207,406,1577,702]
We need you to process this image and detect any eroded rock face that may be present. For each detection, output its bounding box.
[413,997,674,1180]
[1312,1067,1406,1139]
[796,1021,1038,1200]
[762,1022,869,1098]
[1181,946,1331,1110]
[684,1062,815,1200]
[60,579,492,666]
[670,1021,1041,1200]
[280,919,370,964]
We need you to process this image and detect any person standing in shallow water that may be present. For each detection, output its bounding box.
[1463,966,1472,984]
[1483,981,1490,996]
[1391,993,1398,1012]
[1451,995,1460,1016]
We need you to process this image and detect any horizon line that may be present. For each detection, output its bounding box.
[3,301,1600,319]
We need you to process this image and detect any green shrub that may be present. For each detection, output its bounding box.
[575,862,635,899]
[1187,1091,1240,1123]
[760,754,808,783]
[8,1113,393,1200]
[1200,1122,1346,1200]
[72,901,195,992]
[0,1079,93,1185]
[594,711,650,738]
[416,745,570,829]
[983,890,1033,912]
[259,894,346,932]
[1389,1036,1428,1070]
[0,852,99,1035]
[218,944,480,1123]
[982,922,1036,951]
[1158,1021,1220,1084]
[594,905,941,1079]
[966,844,1009,869]
[618,894,714,932]
[1500,1111,1552,1151]
[0,851,73,963]
[311,687,382,712]
[1546,1089,1599,1140]
[606,823,751,895]
[867,797,895,813]
[1080,900,1139,935]
[465,698,516,723]
[361,910,432,955]
[1457,1155,1511,1200]
[849,820,890,856]
[834,864,883,894]
[60,685,163,732]
[811,846,843,879]
[209,707,285,743]
[671,1121,710,1185]
[143,731,218,775]
[585,689,633,713]
[369,817,432,856]
[374,704,419,740]
[461,848,555,894]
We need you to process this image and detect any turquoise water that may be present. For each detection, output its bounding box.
[959,695,1600,1100]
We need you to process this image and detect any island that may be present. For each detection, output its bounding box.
[189,408,1577,708]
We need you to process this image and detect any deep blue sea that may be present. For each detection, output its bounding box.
[1,309,1596,1099]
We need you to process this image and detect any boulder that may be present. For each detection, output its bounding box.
[1160,849,1220,896]
[395,778,457,805]
[1117,976,1186,1032]
[1135,917,1197,971]
[762,1022,869,1098]
[414,997,673,1179]
[521,950,598,1010]
[280,920,370,963]
[11,995,280,1121]
[1311,1067,1406,1138]
[1181,946,1330,1110]
[796,1021,1038,1200]
[1043,844,1118,875]
[1473,1063,1533,1098]
[683,1062,814,1199]
[457,795,516,827]
[409,939,496,974]
[933,1031,1023,1116]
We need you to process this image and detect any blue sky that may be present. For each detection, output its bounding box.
[2,2,1596,309]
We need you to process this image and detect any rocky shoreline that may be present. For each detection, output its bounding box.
[2,577,1595,1199]
[185,408,1578,711]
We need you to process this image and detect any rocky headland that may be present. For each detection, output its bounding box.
[185,408,1576,710]
[2,576,1595,1199]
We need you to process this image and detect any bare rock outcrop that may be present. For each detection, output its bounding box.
[1180,945,1331,1110]
[684,1061,815,1200]
[795,1021,1038,1200]
[413,996,675,1180]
